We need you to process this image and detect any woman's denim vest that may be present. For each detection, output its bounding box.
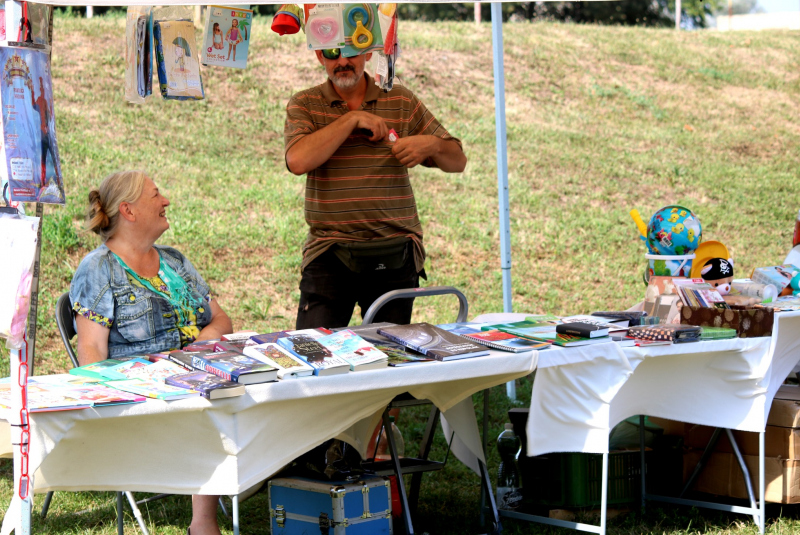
[70,244,213,359]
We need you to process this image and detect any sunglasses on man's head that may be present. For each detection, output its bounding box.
[321,48,342,60]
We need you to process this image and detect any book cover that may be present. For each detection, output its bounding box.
[104,378,201,400]
[317,330,388,371]
[360,337,436,365]
[627,324,702,342]
[277,335,350,376]
[192,350,278,384]
[250,331,290,345]
[69,359,128,380]
[463,330,551,352]
[182,339,221,352]
[376,323,489,361]
[121,359,190,382]
[153,19,204,100]
[166,370,245,399]
[498,325,609,347]
[201,6,253,69]
[168,349,216,370]
[101,358,155,379]
[214,340,252,353]
[0,47,65,204]
[243,343,314,379]
[556,322,610,339]
[59,384,146,406]
[0,382,93,413]
[221,331,259,341]
[560,315,625,331]
[284,328,333,339]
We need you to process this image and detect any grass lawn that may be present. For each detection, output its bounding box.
[2,11,800,534]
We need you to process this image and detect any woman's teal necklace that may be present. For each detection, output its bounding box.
[112,251,203,327]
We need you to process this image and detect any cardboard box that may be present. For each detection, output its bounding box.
[684,424,800,459]
[680,305,774,338]
[684,449,800,504]
[768,385,800,428]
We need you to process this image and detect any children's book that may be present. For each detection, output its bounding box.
[165,370,245,399]
[437,322,550,353]
[377,323,489,361]
[98,358,155,380]
[103,378,200,400]
[69,359,128,380]
[277,335,350,376]
[284,328,333,339]
[60,384,146,406]
[0,47,65,204]
[243,343,315,379]
[121,359,190,383]
[153,19,204,100]
[190,350,278,384]
[168,349,216,370]
[221,331,259,342]
[317,330,388,372]
[214,340,253,353]
[182,339,221,352]
[250,331,290,345]
[201,6,253,69]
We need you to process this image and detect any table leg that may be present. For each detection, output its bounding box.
[480,388,490,527]
[759,431,765,534]
[232,495,240,535]
[639,415,646,512]
[599,452,608,535]
[116,492,124,535]
[409,405,440,517]
[680,427,723,497]
[725,429,758,514]
[125,492,150,535]
[479,459,502,534]
[384,409,414,535]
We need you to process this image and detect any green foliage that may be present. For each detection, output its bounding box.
[41,212,80,252]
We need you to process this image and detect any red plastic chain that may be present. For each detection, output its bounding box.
[17,334,30,500]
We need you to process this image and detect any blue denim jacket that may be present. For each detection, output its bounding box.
[69,244,213,359]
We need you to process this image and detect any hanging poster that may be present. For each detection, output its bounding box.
[0,46,65,204]
[202,6,253,70]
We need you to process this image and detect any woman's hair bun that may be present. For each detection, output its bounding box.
[86,189,110,234]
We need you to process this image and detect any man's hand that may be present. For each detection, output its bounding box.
[391,135,467,172]
[351,111,389,142]
[391,135,439,168]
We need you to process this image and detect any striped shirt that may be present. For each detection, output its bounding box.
[284,74,461,272]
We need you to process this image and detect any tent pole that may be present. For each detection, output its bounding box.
[491,2,515,400]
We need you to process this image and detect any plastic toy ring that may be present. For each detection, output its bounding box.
[352,20,373,49]
[347,6,370,27]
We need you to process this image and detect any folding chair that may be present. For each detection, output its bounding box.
[357,286,501,535]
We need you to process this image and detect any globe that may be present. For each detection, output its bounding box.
[645,205,702,256]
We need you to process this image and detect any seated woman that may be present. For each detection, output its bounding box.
[70,170,232,535]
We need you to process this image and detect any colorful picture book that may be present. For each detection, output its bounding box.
[277,335,350,376]
[360,337,437,366]
[165,370,245,399]
[153,19,204,100]
[671,279,729,309]
[69,359,130,380]
[104,378,201,400]
[0,46,65,204]
[202,5,253,69]
[191,350,278,384]
[243,343,315,379]
[317,330,388,371]
[376,323,489,361]
[121,359,189,382]
[437,322,549,353]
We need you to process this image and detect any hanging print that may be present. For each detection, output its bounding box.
[0,46,64,204]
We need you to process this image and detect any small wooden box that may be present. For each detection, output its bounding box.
[680,305,774,338]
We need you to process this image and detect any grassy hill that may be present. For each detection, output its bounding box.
[2,13,800,534]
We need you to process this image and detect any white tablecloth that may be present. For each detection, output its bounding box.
[526,310,800,456]
[0,350,537,496]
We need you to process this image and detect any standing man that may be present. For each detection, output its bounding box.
[285,47,466,329]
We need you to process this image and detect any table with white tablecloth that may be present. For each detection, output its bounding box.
[0,349,537,534]
[515,310,800,535]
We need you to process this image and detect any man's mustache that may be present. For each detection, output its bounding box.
[334,65,355,74]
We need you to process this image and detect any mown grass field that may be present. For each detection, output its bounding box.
[2,11,800,534]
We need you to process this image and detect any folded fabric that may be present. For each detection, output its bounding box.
[627,324,702,342]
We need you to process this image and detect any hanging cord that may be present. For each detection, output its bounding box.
[17,1,33,43]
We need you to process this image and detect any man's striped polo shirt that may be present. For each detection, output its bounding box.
[284,73,462,273]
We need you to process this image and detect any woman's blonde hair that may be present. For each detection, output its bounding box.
[86,170,148,241]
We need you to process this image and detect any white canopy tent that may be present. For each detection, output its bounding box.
[1,2,620,533]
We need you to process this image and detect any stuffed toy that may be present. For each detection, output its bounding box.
[700,257,734,295]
